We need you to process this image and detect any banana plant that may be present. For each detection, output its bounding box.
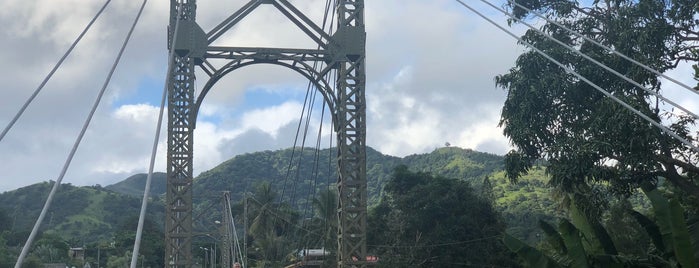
[504,187,698,267]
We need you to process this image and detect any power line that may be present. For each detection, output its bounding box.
[368,235,501,249]
[481,0,699,120]
[0,0,112,143]
[505,0,699,97]
[454,0,699,154]
[15,0,148,266]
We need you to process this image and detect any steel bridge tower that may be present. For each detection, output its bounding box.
[165,0,367,267]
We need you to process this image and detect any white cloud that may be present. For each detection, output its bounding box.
[0,0,526,191]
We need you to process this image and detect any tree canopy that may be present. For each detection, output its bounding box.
[497,0,699,201]
[368,166,516,267]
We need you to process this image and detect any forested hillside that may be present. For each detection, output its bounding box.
[192,146,506,206]
[0,182,165,244]
[0,146,561,267]
[104,172,167,197]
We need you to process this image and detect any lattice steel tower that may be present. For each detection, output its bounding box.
[166,0,368,267]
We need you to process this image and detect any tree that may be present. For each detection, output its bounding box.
[300,189,337,251]
[246,182,298,267]
[368,166,516,267]
[0,235,14,268]
[112,216,164,268]
[504,186,699,267]
[497,0,699,200]
[106,251,130,268]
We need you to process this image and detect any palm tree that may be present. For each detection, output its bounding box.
[247,182,298,266]
[311,189,337,250]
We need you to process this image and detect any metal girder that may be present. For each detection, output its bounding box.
[166,0,367,267]
[205,47,330,61]
[166,1,196,267]
[334,2,367,267]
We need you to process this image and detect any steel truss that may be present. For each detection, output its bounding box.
[166,0,367,267]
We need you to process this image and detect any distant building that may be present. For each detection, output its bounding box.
[69,247,85,261]
[285,248,329,268]
[43,264,66,268]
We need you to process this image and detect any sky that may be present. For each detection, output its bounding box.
[0,0,696,193]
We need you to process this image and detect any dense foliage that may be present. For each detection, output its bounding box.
[496,0,699,266]
[1,146,559,267]
[497,0,699,201]
[368,166,517,267]
[192,146,503,212]
[0,182,165,267]
[104,172,167,197]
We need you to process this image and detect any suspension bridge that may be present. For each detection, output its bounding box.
[2,0,698,268]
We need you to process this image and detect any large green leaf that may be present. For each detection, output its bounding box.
[558,219,590,268]
[591,254,668,268]
[503,232,562,268]
[539,219,567,255]
[642,187,674,256]
[627,209,665,253]
[668,198,697,268]
[569,196,617,255]
[643,187,698,267]
[687,216,699,260]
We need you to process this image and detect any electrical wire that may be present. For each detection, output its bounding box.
[481,0,699,120]
[368,235,501,248]
[454,0,699,154]
[15,0,148,266]
[129,1,180,267]
[506,0,699,97]
[0,0,112,143]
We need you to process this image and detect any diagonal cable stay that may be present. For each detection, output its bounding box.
[15,0,149,266]
[129,0,181,267]
[0,0,112,143]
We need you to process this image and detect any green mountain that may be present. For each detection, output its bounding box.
[0,146,557,248]
[105,172,167,197]
[192,146,503,206]
[0,182,165,245]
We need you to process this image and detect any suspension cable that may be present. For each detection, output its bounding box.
[280,0,335,205]
[290,84,319,208]
[455,0,699,154]
[129,0,180,267]
[277,0,335,253]
[280,82,313,202]
[481,0,699,120]
[0,0,112,143]
[506,0,699,97]
[15,1,148,266]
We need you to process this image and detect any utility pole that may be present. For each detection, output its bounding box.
[243,193,248,268]
[221,192,232,268]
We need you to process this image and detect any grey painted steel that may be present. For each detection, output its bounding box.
[166,0,368,267]
[221,192,233,268]
[333,2,368,266]
[166,0,196,267]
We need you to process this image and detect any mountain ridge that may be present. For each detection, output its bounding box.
[0,146,554,246]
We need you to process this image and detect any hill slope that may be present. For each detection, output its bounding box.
[105,172,167,197]
[0,146,557,246]
[192,146,503,207]
[0,182,164,244]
